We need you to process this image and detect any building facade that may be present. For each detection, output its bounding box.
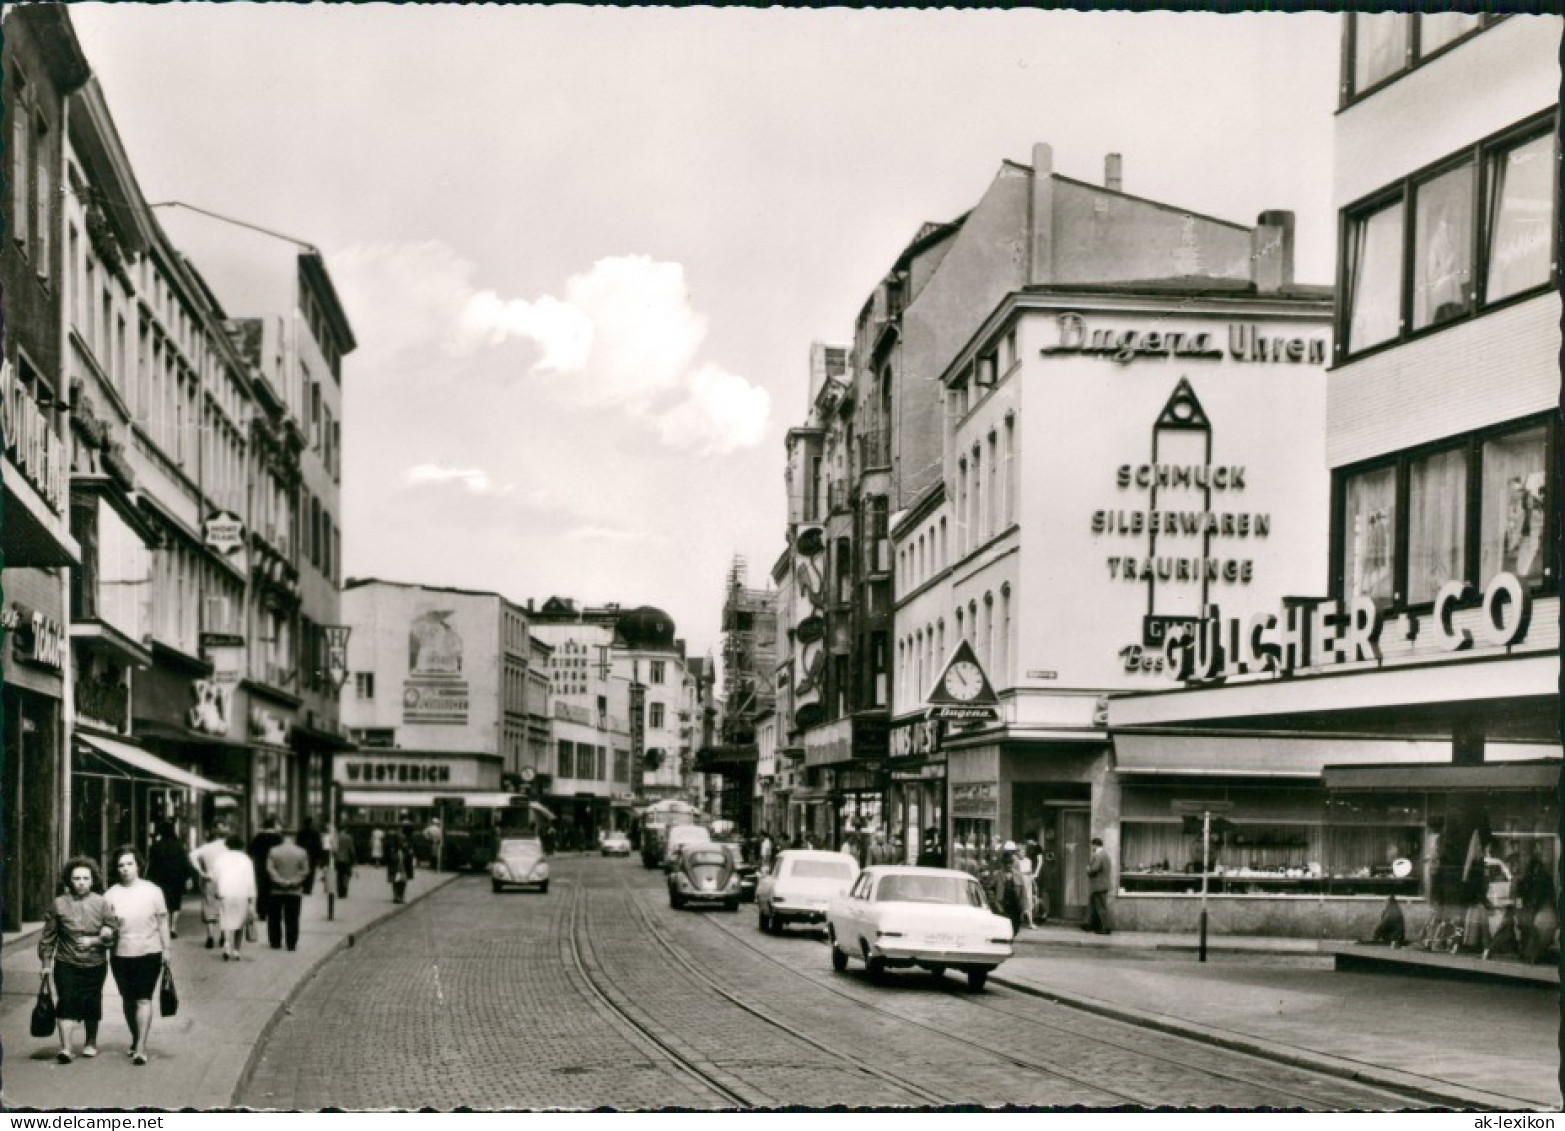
[1106,12,1560,937]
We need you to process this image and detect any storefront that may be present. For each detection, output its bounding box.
[887,714,946,866]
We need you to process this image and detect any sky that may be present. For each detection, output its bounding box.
[67,4,1343,658]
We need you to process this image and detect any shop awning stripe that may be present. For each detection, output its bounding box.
[77,734,232,793]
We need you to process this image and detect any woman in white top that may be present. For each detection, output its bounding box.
[210,835,258,961]
[104,845,171,1065]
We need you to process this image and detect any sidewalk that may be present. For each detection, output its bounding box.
[998,926,1561,1110]
[1,869,458,1111]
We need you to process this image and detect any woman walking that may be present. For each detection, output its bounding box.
[146,822,193,940]
[38,857,115,1063]
[210,834,257,960]
[104,846,172,1065]
[387,825,416,904]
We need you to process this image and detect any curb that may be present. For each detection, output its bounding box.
[229,873,463,1108]
[990,972,1543,1111]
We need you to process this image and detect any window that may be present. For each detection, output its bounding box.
[1339,117,1557,357]
[1344,13,1488,103]
[1337,417,1556,609]
[1480,425,1547,588]
[649,660,666,684]
[649,702,665,729]
[557,740,574,779]
[1345,201,1404,352]
[1412,161,1475,330]
[1486,132,1554,303]
[355,672,375,700]
[1343,466,1397,609]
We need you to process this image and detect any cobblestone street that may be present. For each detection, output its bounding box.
[235,857,1452,1111]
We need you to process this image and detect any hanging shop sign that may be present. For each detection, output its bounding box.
[4,603,64,670]
[1040,312,1326,367]
[203,511,245,556]
[0,361,68,515]
[925,639,1000,723]
[249,707,291,747]
[1165,572,1533,685]
[324,625,351,691]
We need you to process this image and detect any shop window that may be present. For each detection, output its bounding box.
[1486,131,1555,304]
[1480,425,1547,586]
[557,740,573,779]
[1406,447,1467,605]
[1411,161,1475,330]
[1344,201,1404,352]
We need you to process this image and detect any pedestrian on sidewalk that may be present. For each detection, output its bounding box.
[104,846,172,1066]
[211,835,257,961]
[333,823,357,898]
[39,857,114,1063]
[248,816,284,927]
[265,829,311,951]
[189,825,228,951]
[146,822,194,941]
[297,817,326,896]
[1015,845,1038,928]
[1085,837,1114,935]
[387,824,417,904]
[370,827,385,866]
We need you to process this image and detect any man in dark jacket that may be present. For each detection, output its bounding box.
[1085,837,1114,935]
[248,816,284,923]
[297,817,326,895]
[333,825,357,899]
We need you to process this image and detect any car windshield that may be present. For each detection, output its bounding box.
[789,859,856,881]
[685,849,730,866]
[875,874,985,907]
[500,840,542,855]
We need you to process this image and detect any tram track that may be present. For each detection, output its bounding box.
[675,889,1438,1111]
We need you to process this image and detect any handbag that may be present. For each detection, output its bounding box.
[245,908,258,942]
[31,975,56,1038]
[159,965,179,1018]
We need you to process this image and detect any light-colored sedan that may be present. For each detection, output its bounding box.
[826,866,1014,990]
[756,850,860,934]
[491,837,550,893]
[601,831,632,857]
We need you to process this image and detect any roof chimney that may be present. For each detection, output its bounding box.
[1252,210,1296,294]
[1105,153,1123,193]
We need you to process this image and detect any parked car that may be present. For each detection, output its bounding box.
[662,824,714,871]
[826,865,1014,990]
[491,837,550,893]
[713,836,760,902]
[668,844,744,911]
[601,831,632,857]
[757,850,860,934]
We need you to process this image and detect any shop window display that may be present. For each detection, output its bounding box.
[1344,467,1397,608]
[1480,426,1547,586]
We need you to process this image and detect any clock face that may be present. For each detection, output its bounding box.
[943,660,985,701]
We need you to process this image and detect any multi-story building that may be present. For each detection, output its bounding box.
[340,579,551,827]
[157,207,357,831]
[2,5,87,929]
[696,557,776,829]
[1108,13,1560,938]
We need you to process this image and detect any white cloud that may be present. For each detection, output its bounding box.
[656,363,772,456]
[333,243,770,453]
[403,463,509,495]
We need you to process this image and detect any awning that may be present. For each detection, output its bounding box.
[1323,760,1562,793]
[1112,732,1459,778]
[340,790,437,810]
[77,734,232,793]
[530,801,556,821]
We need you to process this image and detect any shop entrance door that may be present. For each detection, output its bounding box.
[1060,809,1092,921]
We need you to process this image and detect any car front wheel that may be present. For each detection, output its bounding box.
[492,880,503,893]
[866,954,887,979]
[829,935,848,972]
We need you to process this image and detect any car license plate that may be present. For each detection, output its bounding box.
[923,933,957,947]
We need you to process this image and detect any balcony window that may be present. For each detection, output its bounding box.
[1344,466,1397,610]
[1411,162,1475,330]
[1406,447,1467,605]
[1345,201,1404,352]
[1486,132,1555,304]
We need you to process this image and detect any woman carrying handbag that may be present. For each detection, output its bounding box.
[104,846,172,1066]
[40,857,116,1063]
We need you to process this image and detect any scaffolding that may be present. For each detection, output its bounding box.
[720,555,777,747]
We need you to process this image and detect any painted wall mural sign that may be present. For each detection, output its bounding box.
[403,606,469,725]
[1165,572,1533,685]
[1041,312,1327,366]
[3,603,64,669]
